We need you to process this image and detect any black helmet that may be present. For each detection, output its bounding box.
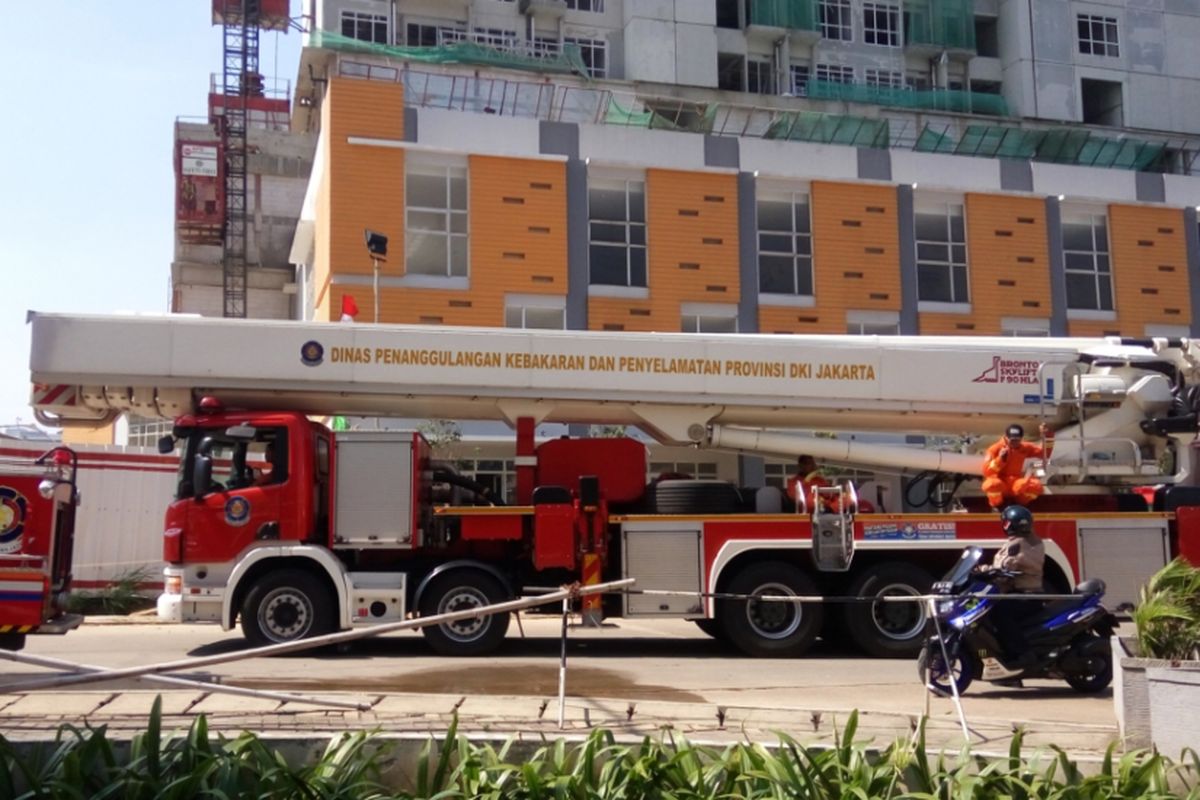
[1001,505,1033,536]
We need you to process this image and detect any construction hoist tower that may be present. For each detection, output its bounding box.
[214,0,260,318]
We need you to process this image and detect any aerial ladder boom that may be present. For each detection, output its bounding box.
[26,313,1200,482]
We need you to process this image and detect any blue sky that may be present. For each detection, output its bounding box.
[0,3,300,427]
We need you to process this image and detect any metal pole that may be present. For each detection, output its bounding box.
[0,579,634,694]
[557,595,569,729]
[373,256,380,323]
[0,649,370,711]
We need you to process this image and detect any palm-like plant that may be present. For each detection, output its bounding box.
[1133,558,1200,661]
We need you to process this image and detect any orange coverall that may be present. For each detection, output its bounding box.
[981,436,1052,509]
[787,469,830,511]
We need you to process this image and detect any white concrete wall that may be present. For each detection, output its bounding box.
[1032,162,1138,203]
[623,17,677,83]
[891,151,1003,193]
[740,139,857,182]
[578,123,705,170]
[676,22,718,88]
[1164,174,1200,209]
[416,108,544,158]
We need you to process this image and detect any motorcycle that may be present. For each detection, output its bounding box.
[918,546,1116,695]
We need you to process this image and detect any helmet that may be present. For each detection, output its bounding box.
[1005,423,1025,440]
[1001,505,1033,536]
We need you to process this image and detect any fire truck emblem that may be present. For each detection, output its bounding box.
[300,340,325,367]
[0,486,28,555]
[225,496,252,527]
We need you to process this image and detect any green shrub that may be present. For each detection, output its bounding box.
[65,567,156,616]
[1133,558,1200,661]
[3,702,1200,798]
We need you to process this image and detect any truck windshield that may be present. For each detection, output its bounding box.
[178,427,287,499]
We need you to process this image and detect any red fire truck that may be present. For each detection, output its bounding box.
[26,313,1200,657]
[0,445,82,651]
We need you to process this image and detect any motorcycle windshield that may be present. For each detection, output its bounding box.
[939,547,984,589]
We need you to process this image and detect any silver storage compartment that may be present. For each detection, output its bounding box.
[346,572,407,625]
[334,432,415,547]
[622,522,703,617]
[1078,518,1169,611]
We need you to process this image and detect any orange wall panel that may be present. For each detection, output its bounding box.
[756,305,831,334]
[1106,204,1190,334]
[810,181,900,329]
[468,155,568,322]
[639,169,740,330]
[321,77,407,322]
[587,297,658,332]
[920,194,1051,336]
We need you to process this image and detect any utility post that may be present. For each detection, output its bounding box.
[364,229,389,323]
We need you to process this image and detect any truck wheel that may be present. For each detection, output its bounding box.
[420,571,510,657]
[240,569,336,648]
[718,562,823,658]
[653,480,741,514]
[843,563,932,658]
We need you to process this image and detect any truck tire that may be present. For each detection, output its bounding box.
[653,480,741,515]
[718,562,823,657]
[0,632,26,652]
[693,618,729,643]
[240,569,336,648]
[843,563,932,658]
[419,571,510,656]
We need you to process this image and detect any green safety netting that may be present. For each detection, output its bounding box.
[748,0,818,31]
[806,80,1008,116]
[604,99,718,133]
[765,111,889,148]
[915,123,1166,170]
[903,0,976,50]
[309,30,590,77]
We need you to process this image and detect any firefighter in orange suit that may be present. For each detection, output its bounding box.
[787,454,831,511]
[981,423,1053,509]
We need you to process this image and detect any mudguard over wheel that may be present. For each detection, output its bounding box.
[419,571,510,656]
[718,562,823,658]
[843,563,933,658]
[240,568,336,648]
[918,637,976,696]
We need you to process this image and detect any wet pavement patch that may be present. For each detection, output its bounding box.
[232,664,704,702]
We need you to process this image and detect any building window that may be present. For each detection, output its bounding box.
[846,310,900,335]
[758,192,813,298]
[863,2,899,46]
[341,11,388,45]
[588,178,646,287]
[864,68,903,88]
[405,22,466,47]
[815,64,854,84]
[564,36,607,77]
[530,35,561,58]
[789,64,810,96]
[405,163,468,278]
[505,295,566,329]
[1063,213,1113,312]
[681,304,738,333]
[649,461,719,481]
[1078,14,1119,57]
[915,202,969,305]
[442,27,518,50]
[566,0,604,10]
[819,0,852,41]
[718,53,745,91]
[747,59,775,94]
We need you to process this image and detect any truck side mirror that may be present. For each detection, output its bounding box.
[157,435,175,454]
[193,453,213,498]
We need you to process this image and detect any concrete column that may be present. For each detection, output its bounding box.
[737,172,759,333]
[896,184,919,335]
[999,159,1033,193]
[1185,207,1200,338]
[1135,172,1166,204]
[403,108,418,142]
[1045,196,1068,336]
[539,122,588,331]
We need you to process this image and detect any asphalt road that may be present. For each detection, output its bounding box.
[4,614,1117,738]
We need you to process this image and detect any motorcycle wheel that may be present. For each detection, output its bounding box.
[917,639,974,696]
[1064,635,1113,693]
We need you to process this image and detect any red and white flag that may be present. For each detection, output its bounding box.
[340,294,359,323]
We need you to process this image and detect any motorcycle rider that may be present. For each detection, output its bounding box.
[979,505,1045,669]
